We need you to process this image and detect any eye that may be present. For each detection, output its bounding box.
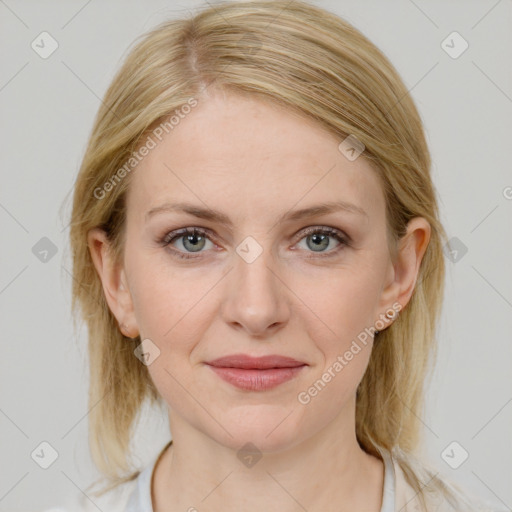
[294,226,349,257]
[159,225,350,260]
[160,228,215,259]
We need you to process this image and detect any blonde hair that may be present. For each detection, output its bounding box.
[68,0,467,507]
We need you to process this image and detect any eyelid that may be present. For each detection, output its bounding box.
[161,225,350,243]
[161,226,215,243]
[294,225,351,245]
[159,224,351,259]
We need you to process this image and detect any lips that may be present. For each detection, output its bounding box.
[205,354,307,370]
[205,354,308,391]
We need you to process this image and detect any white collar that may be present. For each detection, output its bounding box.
[125,442,396,512]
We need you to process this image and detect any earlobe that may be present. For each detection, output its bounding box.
[87,228,140,339]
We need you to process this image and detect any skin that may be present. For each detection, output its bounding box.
[88,89,430,512]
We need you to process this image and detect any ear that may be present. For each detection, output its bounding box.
[377,217,431,319]
[87,227,139,338]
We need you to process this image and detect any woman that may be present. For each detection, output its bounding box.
[57,1,503,510]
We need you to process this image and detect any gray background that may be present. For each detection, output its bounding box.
[1,0,511,510]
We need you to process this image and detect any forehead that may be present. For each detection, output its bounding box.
[126,92,384,226]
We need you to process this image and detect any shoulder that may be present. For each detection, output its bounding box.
[42,441,170,512]
[390,450,507,512]
[41,478,138,512]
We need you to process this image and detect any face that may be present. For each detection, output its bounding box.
[91,90,425,453]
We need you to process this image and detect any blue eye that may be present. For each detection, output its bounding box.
[296,226,349,256]
[160,226,350,260]
[161,228,213,259]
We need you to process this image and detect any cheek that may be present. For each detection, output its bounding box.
[289,258,383,403]
[292,259,385,348]
[299,344,372,406]
[295,272,378,418]
[126,255,221,394]
[127,248,217,340]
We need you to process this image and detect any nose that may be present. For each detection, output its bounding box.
[221,243,290,337]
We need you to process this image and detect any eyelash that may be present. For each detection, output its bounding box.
[159,226,351,260]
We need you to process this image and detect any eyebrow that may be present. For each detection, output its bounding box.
[145,200,368,226]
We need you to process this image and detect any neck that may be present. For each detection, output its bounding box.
[152,403,384,512]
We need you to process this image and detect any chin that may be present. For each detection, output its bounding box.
[205,405,306,453]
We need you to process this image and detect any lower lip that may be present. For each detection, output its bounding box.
[206,365,307,391]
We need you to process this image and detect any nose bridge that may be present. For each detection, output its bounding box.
[236,238,277,292]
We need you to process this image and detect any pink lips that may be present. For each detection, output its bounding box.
[205,354,307,391]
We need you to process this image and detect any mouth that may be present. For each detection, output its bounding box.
[205,354,308,391]
[206,354,307,369]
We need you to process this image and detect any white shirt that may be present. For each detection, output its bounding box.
[123,444,396,512]
[43,442,505,512]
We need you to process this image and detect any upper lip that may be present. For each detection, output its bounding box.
[205,354,307,369]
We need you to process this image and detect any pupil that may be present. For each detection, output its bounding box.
[185,232,204,252]
[309,233,328,251]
